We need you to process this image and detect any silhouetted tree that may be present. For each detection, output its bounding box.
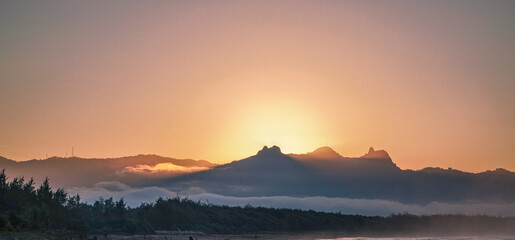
[0,170,513,235]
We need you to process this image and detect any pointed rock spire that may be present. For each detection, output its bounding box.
[362,147,391,159]
[368,147,375,154]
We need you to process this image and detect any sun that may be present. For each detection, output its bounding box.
[248,109,313,153]
[213,99,330,161]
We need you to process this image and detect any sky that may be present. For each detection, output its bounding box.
[1,0,514,172]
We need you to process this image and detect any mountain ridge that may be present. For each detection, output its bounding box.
[1,146,514,204]
[1,147,512,173]
[0,154,216,188]
[157,145,515,204]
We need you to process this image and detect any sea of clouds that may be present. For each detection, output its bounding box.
[67,182,515,217]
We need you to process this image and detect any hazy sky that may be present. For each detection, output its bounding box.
[1,0,514,172]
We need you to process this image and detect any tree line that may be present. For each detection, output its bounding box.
[0,170,514,235]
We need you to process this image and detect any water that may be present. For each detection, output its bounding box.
[321,238,515,240]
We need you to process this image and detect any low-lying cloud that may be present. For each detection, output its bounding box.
[121,163,209,175]
[66,184,515,217]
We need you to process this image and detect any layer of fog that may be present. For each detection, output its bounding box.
[67,182,515,217]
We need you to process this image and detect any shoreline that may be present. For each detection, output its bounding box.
[2,231,515,240]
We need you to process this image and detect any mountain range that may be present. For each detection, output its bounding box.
[0,154,214,188]
[1,146,514,205]
[159,146,515,204]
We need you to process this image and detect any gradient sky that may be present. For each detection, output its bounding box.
[1,0,514,172]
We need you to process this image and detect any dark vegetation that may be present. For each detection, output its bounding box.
[0,170,514,236]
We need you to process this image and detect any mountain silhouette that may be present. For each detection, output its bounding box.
[289,146,400,176]
[294,146,342,159]
[159,146,321,196]
[1,146,514,205]
[0,154,216,188]
[159,146,515,204]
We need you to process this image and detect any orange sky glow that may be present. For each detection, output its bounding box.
[1,1,514,172]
